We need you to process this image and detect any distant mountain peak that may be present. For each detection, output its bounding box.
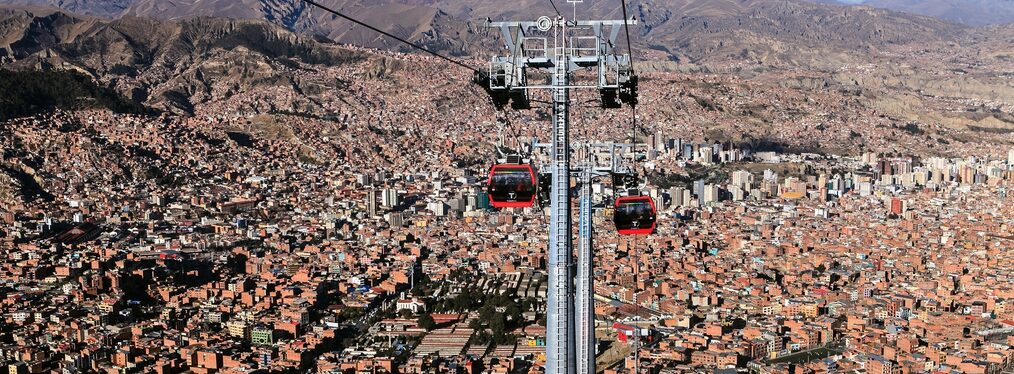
[813,0,1014,26]
[0,0,988,68]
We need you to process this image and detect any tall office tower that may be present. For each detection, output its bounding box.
[829,175,843,196]
[895,159,913,175]
[695,147,713,164]
[385,212,404,227]
[878,159,892,177]
[783,177,807,195]
[366,189,379,217]
[382,188,400,208]
[703,184,721,205]
[428,202,448,217]
[356,173,372,186]
[732,170,754,191]
[649,188,664,210]
[475,191,491,210]
[730,186,746,201]
[670,187,685,208]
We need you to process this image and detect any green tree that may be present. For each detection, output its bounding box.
[418,314,436,331]
[399,309,414,319]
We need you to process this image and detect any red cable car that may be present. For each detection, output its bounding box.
[614,196,656,235]
[486,163,537,209]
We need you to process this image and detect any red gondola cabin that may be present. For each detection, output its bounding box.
[613,196,656,235]
[486,164,537,208]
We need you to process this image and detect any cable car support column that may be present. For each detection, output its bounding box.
[547,17,575,374]
[484,14,637,374]
[576,161,595,374]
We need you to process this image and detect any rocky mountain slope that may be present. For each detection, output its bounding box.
[0,5,1009,155]
[0,7,372,114]
[0,0,969,67]
[1,0,133,17]
[812,0,1014,26]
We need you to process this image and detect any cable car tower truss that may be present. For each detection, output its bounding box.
[486,13,637,374]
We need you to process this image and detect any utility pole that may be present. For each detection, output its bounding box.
[486,12,637,374]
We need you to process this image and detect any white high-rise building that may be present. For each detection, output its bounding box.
[703,184,721,205]
[356,173,372,186]
[731,170,754,191]
[670,187,685,208]
[695,147,713,164]
[649,188,664,210]
[763,169,778,182]
[730,186,745,201]
[428,202,448,217]
[382,188,400,208]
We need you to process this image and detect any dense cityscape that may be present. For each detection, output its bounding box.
[1,104,1011,373]
[1,0,1014,373]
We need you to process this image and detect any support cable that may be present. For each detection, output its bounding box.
[620,0,636,73]
[303,0,480,73]
[303,0,531,159]
[619,0,640,145]
[548,0,563,18]
[620,3,644,372]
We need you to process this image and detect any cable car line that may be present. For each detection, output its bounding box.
[619,0,641,146]
[298,0,546,214]
[619,0,636,74]
[547,0,563,18]
[302,0,652,235]
[495,103,527,157]
[604,0,655,237]
[302,0,531,167]
[302,0,480,74]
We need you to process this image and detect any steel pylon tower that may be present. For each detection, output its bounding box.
[487,12,636,374]
[548,18,576,372]
[571,143,641,374]
[576,163,594,374]
[486,12,636,372]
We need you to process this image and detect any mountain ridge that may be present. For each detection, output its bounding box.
[811,0,1014,26]
[0,6,373,114]
[0,4,1005,162]
[0,0,972,66]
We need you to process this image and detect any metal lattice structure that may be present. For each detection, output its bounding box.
[486,15,637,374]
[487,14,637,374]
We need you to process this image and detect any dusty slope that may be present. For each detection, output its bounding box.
[0,7,1009,153]
[810,0,1014,26]
[0,0,969,68]
[0,7,371,114]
